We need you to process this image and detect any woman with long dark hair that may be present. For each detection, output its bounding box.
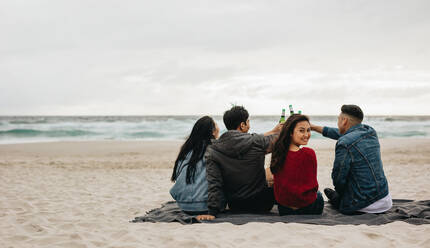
[270,114,324,215]
[170,116,219,214]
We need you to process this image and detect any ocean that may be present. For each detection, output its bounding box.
[0,115,429,144]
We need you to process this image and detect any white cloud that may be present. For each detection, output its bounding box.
[1,0,430,115]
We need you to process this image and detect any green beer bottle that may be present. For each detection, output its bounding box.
[279,109,286,123]
[298,110,302,114]
[289,104,294,115]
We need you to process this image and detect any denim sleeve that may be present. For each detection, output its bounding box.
[205,153,225,216]
[331,144,350,195]
[322,126,341,140]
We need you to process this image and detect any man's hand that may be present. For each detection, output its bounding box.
[196,215,215,221]
[264,122,283,136]
[310,123,323,134]
[273,122,283,133]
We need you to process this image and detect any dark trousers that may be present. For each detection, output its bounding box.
[228,187,275,213]
[278,191,324,215]
[183,210,208,215]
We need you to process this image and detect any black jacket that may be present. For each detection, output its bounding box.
[205,130,276,216]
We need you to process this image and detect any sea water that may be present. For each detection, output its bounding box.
[0,115,429,144]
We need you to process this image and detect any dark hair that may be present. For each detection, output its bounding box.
[171,116,216,184]
[223,105,249,130]
[270,114,310,174]
[341,104,364,122]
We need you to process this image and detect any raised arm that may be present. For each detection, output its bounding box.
[264,122,283,136]
[310,123,324,134]
[311,123,341,140]
[263,123,282,153]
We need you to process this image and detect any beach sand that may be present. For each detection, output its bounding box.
[1,139,430,248]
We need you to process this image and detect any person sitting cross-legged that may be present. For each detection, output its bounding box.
[270,114,324,215]
[197,105,282,221]
[311,104,392,214]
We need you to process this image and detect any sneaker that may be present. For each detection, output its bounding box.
[324,188,340,208]
[324,188,336,200]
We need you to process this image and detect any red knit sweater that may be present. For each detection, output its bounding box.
[273,147,319,208]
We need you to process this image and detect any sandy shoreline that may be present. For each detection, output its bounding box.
[1,139,430,247]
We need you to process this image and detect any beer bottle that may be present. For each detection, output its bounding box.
[279,109,286,123]
[289,104,294,115]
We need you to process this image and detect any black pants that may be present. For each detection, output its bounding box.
[183,210,208,215]
[228,187,275,213]
[278,191,324,215]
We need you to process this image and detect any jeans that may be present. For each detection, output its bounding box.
[278,191,324,215]
[228,187,275,213]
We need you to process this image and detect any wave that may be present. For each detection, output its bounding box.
[127,131,168,138]
[8,120,50,124]
[378,131,427,138]
[0,116,429,143]
[0,129,99,137]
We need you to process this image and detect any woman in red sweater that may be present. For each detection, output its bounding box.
[270,114,324,215]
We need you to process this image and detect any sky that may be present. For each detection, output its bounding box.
[1,0,429,115]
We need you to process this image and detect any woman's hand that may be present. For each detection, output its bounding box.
[265,167,274,187]
[196,215,215,221]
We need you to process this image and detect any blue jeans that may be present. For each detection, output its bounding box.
[278,191,324,215]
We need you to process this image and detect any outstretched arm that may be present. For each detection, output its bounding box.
[263,123,282,154]
[311,123,341,140]
[310,123,324,134]
[264,122,283,136]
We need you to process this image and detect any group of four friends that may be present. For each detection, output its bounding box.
[169,104,392,221]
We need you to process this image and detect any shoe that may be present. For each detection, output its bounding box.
[324,188,340,208]
[324,188,336,200]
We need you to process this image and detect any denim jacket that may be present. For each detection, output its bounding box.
[323,124,389,214]
[169,152,208,212]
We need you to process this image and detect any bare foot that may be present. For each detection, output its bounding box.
[196,215,215,221]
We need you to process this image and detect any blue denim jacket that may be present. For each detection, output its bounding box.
[169,152,208,212]
[323,124,389,214]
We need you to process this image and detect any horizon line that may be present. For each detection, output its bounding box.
[1,114,430,117]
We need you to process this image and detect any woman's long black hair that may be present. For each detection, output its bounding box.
[270,114,310,174]
[171,116,216,184]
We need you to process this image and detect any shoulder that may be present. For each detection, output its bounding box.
[250,132,264,140]
[338,124,377,147]
[300,147,314,154]
[250,132,270,145]
[301,147,316,159]
[180,151,193,163]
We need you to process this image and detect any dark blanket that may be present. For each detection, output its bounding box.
[131,199,430,225]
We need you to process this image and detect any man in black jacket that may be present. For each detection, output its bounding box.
[197,106,282,220]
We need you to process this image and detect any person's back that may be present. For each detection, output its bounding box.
[170,151,209,213]
[203,106,281,218]
[324,123,390,213]
[206,130,272,203]
[312,104,391,214]
[169,116,219,214]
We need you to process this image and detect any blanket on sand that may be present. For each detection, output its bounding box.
[131,199,430,225]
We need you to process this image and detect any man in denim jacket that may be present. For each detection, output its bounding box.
[311,105,392,214]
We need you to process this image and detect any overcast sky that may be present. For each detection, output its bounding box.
[1,0,429,115]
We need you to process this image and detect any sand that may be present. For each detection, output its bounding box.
[1,138,430,248]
